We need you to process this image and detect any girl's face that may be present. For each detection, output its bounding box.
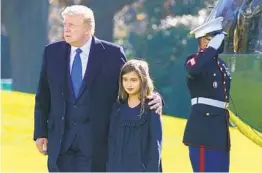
[122,71,141,97]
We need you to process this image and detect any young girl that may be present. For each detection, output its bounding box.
[107,59,162,172]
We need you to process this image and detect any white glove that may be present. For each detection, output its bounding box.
[207,33,225,50]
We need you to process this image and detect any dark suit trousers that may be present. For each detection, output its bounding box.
[57,135,91,172]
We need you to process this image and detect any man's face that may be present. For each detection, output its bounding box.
[199,36,213,49]
[63,15,90,47]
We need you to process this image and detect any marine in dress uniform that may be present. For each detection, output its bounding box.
[183,17,232,172]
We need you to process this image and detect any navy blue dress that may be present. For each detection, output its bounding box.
[107,102,162,172]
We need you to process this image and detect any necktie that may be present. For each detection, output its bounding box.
[71,48,82,97]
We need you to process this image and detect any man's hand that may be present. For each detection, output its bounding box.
[36,138,48,155]
[207,33,225,50]
[147,93,163,115]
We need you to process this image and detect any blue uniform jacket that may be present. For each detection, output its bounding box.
[183,47,232,151]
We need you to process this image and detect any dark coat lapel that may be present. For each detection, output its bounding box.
[62,42,71,100]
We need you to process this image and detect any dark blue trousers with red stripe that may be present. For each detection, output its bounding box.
[189,145,230,172]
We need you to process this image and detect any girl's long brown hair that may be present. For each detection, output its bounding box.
[118,59,154,116]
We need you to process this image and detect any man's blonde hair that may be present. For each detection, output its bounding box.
[61,5,95,35]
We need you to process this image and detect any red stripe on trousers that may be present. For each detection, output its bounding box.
[200,146,205,172]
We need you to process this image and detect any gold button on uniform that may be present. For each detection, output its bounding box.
[206,113,210,116]
[213,73,216,77]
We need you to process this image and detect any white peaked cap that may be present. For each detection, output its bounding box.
[190,17,224,38]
